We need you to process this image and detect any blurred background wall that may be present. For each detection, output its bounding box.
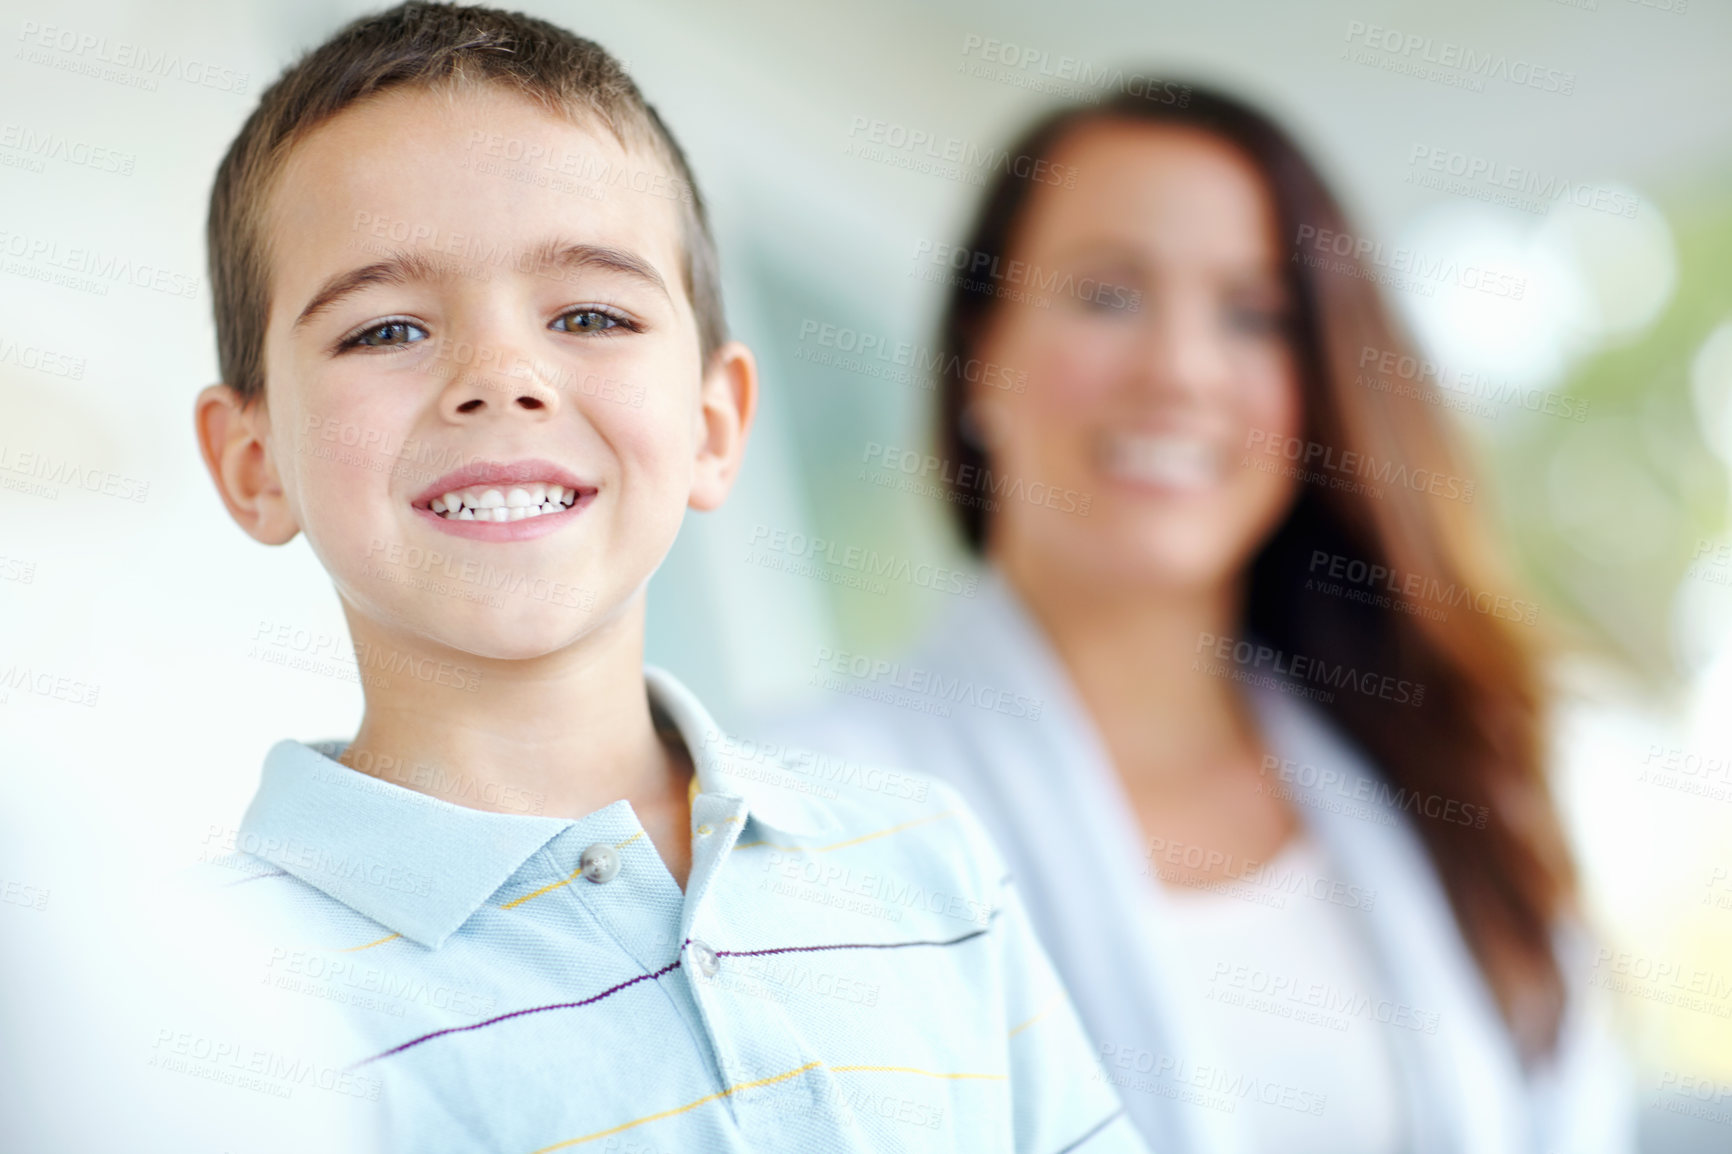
[2,0,1729,1148]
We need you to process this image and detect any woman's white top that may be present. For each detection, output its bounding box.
[1155,834,1402,1154]
[758,567,1635,1154]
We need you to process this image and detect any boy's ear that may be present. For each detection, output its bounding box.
[194,384,300,545]
[688,340,758,512]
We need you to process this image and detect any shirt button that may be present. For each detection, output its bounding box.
[688,939,720,978]
[579,842,621,884]
[695,824,714,837]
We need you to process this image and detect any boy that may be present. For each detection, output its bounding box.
[192,3,1148,1152]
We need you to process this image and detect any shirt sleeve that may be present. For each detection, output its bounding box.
[994,875,1155,1154]
[940,783,1154,1154]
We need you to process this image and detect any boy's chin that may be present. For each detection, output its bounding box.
[417,610,598,663]
[347,592,602,665]
[336,569,621,665]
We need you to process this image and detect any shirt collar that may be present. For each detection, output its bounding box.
[645,665,839,840]
[239,666,835,948]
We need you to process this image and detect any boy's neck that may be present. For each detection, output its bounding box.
[335,595,691,830]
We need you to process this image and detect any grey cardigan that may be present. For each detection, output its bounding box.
[759,567,1634,1154]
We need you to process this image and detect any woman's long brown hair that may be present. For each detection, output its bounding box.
[936,85,1577,1060]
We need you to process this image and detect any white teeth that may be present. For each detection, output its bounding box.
[1103,434,1222,491]
[428,480,584,520]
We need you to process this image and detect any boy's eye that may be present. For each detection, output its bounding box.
[551,308,626,335]
[343,319,428,350]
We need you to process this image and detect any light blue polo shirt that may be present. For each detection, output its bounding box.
[201,667,1146,1154]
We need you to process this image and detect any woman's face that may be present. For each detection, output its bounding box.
[971,120,1303,594]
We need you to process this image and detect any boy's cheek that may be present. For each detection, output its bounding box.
[282,440,398,552]
[589,414,691,494]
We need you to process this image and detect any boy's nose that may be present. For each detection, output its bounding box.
[438,362,562,421]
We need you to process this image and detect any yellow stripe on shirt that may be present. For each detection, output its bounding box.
[527,1060,823,1152]
[734,809,957,854]
[337,931,402,953]
[499,831,647,911]
[526,1058,1006,1152]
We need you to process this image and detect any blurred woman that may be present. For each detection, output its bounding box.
[766,85,1631,1154]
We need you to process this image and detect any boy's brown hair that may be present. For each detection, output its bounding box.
[207,1,724,405]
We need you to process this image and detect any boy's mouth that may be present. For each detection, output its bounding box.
[410,459,598,535]
[430,482,580,522]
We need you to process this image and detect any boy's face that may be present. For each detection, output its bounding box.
[203,84,752,660]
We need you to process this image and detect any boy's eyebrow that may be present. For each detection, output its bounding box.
[294,248,446,330]
[293,240,670,330]
[530,238,671,303]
